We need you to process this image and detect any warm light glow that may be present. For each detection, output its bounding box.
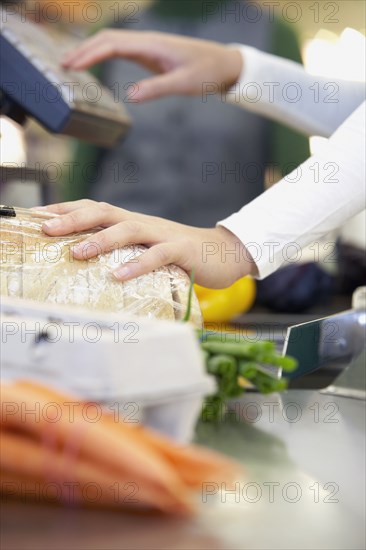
[303,28,365,156]
[0,117,27,165]
[303,28,365,80]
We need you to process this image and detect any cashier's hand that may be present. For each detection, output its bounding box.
[61,30,243,102]
[39,200,257,288]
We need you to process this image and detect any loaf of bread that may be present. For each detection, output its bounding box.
[0,207,202,326]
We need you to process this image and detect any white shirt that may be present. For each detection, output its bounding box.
[218,46,366,278]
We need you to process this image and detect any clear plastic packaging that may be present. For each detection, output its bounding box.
[0,207,202,326]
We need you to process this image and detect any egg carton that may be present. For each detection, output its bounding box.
[0,296,215,443]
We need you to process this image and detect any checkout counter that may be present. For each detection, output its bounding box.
[2,299,365,550]
[1,381,365,549]
[1,9,365,550]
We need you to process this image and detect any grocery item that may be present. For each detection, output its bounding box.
[0,380,241,514]
[198,331,298,420]
[194,276,256,323]
[0,207,202,326]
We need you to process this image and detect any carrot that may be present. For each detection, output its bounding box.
[1,380,183,481]
[105,419,242,488]
[1,379,242,513]
[0,430,183,512]
[0,471,147,511]
[1,381,193,515]
[22,381,242,488]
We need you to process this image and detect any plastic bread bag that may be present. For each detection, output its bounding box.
[0,206,202,326]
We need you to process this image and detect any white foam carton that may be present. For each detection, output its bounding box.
[0,296,215,443]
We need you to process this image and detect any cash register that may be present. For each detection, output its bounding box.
[0,8,131,147]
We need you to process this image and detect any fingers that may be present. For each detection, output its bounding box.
[70,221,163,260]
[61,29,209,101]
[113,243,179,280]
[34,200,96,216]
[62,31,120,69]
[63,40,119,70]
[42,203,126,235]
[62,30,152,70]
[70,223,189,281]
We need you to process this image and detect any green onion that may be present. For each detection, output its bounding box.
[182,268,195,323]
[200,330,297,421]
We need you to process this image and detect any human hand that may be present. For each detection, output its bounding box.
[62,30,243,102]
[40,200,256,288]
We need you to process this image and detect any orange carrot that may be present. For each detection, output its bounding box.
[102,416,242,488]
[1,381,193,515]
[1,380,242,513]
[0,430,184,512]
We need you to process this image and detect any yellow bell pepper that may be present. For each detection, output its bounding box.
[194,276,256,323]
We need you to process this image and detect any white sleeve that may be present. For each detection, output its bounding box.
[217,101,366,279]
[225,45,365,138]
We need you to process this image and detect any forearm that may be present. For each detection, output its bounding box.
[226,45,365,137]
[218,101,366,278]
